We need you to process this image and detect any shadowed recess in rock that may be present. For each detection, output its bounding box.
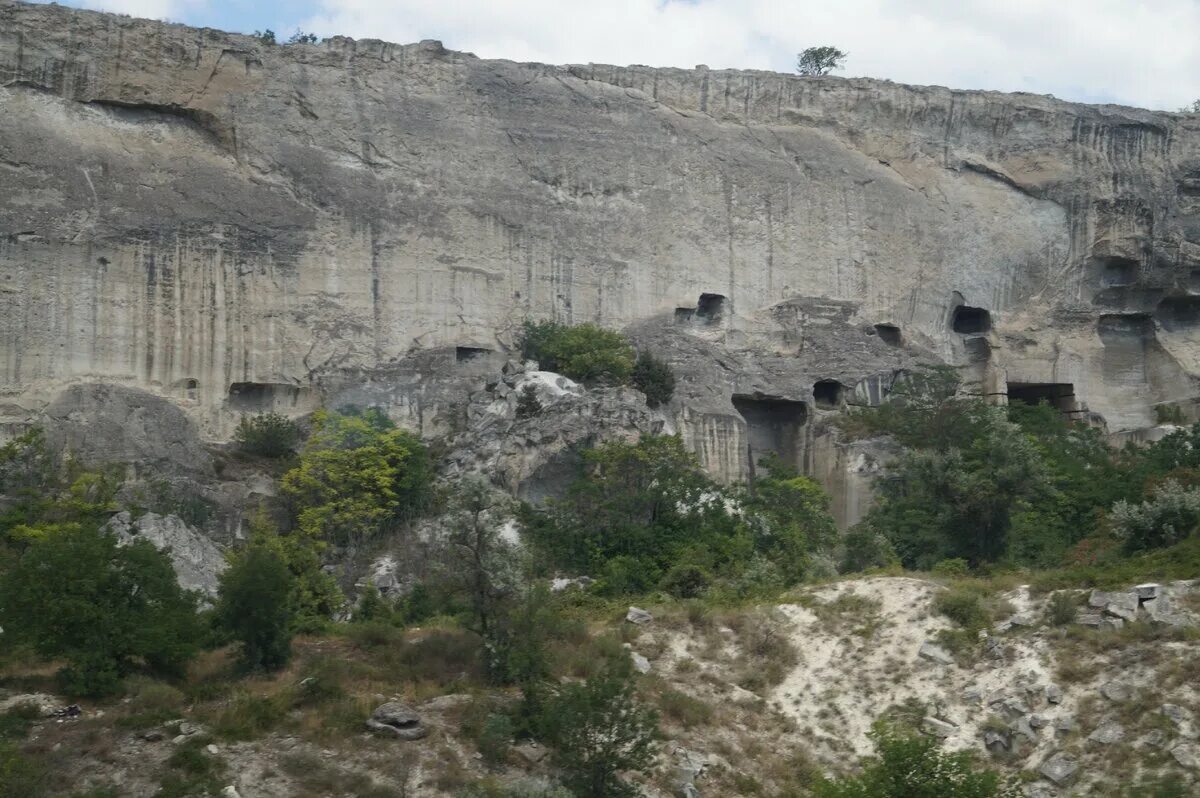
[813,380,845,410]
[1156,296,1200,332]
[1007,382,1081,416]
[952,306,992,334]
[731,394,808,477]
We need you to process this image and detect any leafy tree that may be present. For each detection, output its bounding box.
[1180,99,1200,113]
[0,742,47,798]
[814,723,1017,797]
[739,454,838,582]
[519,321,636,384]
[543,662,658,798]
[253,29,276,44]
[234,412,300,458]
[441,480,519,643]
[281,407,433,545]
[240,506,342,631]
[286,29,319,44]
[216,544,294,671]
[631,351,675,408]
[797,46,848,76]
[845,368,1048,568]
[0,527,200,696]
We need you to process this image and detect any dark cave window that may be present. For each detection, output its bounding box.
[455,346,491,363]
[813,380,844,410]
[873,324,902,345]
[952,306,991,334]
[696,293,727,322]
[731,394,808,477]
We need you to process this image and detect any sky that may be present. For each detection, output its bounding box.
[52,0,1200,111]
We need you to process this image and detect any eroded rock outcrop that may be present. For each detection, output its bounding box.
[2,0,1200,514]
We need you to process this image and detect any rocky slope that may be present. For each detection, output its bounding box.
[4,575,1197,796]
[3,0,1200,521]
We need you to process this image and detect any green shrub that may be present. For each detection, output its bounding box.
[813,723,1018,797]
[932,558,970,577]
[217,544,294,672]
[1044,592,1078,626]
[519,321,635,384]
[234,412,300,458]
[0,527,201,697]
[631,351,675,407]
[659,562,712,598]
[477,713,515,769]
[0,742,47,798]
[212,691,288,741]
[1109,479,1200,551]
[933,587,989,631]
[0,702,40,741]
[542,663,658,798]
[515,385,543,419]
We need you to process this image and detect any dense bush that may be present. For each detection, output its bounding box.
[515,385,543,419]
[524,436,836,595]
[543,662,657,798]
[520,320,635,384]
[0,527,200,696]
[814,723,1017,797]
[839,368,1195,570]
[281,407,433,545]
[216,544,295,671]
[1108,479,1200,551]
[631,351,676,407]
[234,412,300,458]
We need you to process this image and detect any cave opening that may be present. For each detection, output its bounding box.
[873,323,902,345]
[227,382,303,411]
[1007,382,1079,415]
[696,293,727,322]
[952,306,991,334]
[812,380,844,410]
[1091,256,1139,287]
[455,346,492,363]
[1190,270,1200,294]
[731,394,808,477]
[184,378,198,390]
[1155,296,1200,332]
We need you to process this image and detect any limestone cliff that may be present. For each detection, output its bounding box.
[3,0,1200,519]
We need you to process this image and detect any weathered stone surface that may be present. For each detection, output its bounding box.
[1100,681,1132,702]
[922,716,957,738]
[918,642,955,666]
[1045,685,1063,705]
[626,607,653,625]
[106,511,226,597]
[1088,722,1125,744]
[1039,753,1078,786]
[4,0,1200,521]
[1172,742,1200,769]
[365,702,427,740]
[630,652,652,674]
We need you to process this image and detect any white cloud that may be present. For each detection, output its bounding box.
[299,0,1200,111]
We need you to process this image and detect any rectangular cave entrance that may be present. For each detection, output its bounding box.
[455,346,492,363]
[732,394,808,477]
[227,382,304,412]
[1006,382,1080,416]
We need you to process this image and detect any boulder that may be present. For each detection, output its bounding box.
[630,652,652,674]
[1162,703,1192,725]
[1054,716,1075,733]
[1039,753,1078,785]
[220,788,241,798]
[917,642,955,666]
[1134,583,1162,599]
[1045,685,1063,704]
[1088,722,1124,745]
[1100,682,1131,702]
[1171,742,1200,769]
[1074,613,1103,627]
[626,606,653,625]
[922,717,957,738]
[366,702,427,740]
[983,730,1009,752]
[1098,617,1125,631]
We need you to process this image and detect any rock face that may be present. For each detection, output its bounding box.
[106,510,227,597]
[366,702,427,740]
[3,0,1200,514]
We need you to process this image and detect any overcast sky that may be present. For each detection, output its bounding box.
[57,0,1200,111]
